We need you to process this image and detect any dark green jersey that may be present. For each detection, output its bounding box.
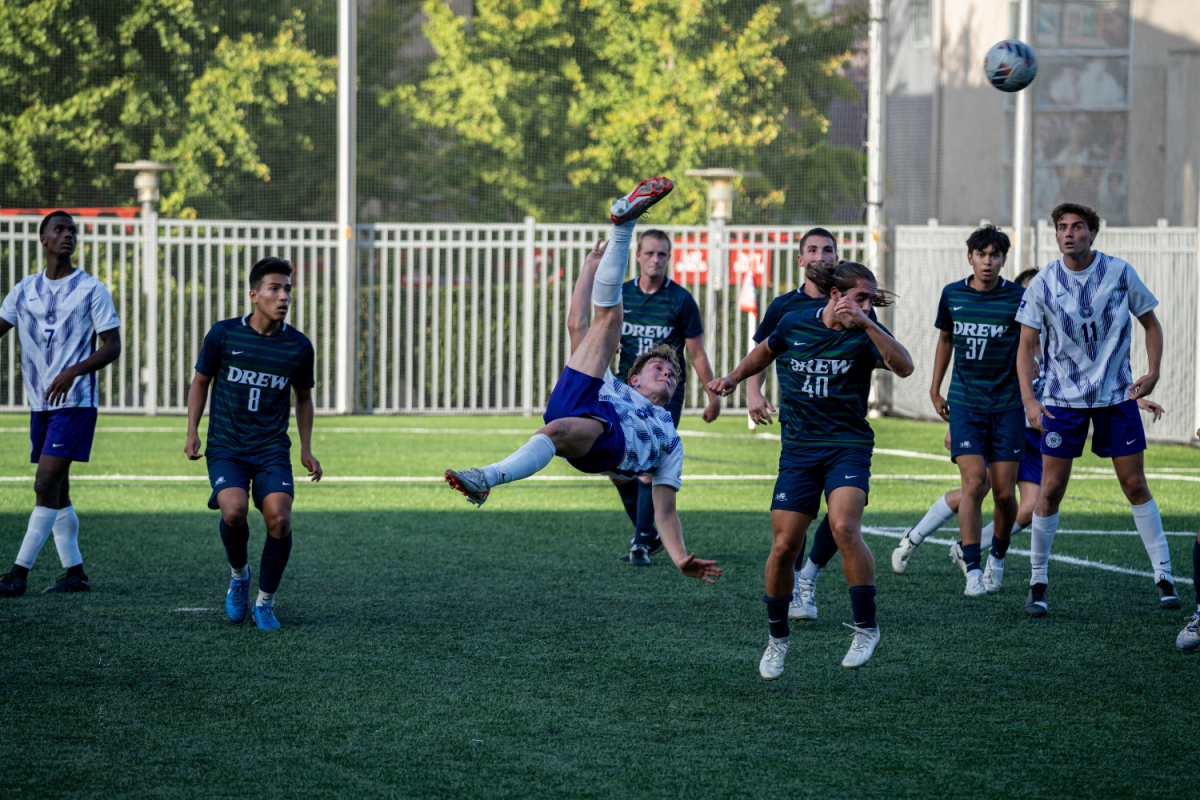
[616,277,703,388]
[753,289,878,384]
[766,307,885,449]
[935,278,1026,411]
[195,316,315,455]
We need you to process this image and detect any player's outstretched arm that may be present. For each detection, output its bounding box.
[1129,309,1162,400]
[928,329,953,421]
[653,484,720,583]
[1017,324,1050,430]
[294,386,322,482]
[44,328,122,407]
[185,371,213,460]
[708,340,781,397]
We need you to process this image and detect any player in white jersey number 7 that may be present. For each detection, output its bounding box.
[445,177,720,584]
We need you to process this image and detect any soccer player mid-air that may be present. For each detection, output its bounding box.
[185,257,321,630]
[445,177,720,585]
[0,211,121,597]
[601,228,721,567]
[710,262,913,677]
[1016,202,1179,617]
[892,226,1027,597]
[745,227,843,622]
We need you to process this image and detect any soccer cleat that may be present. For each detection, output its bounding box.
[1176,613,1200,654]
[610,177,674,225]
[445,468,490,507]
[0,571,27,597]
[226,568,252,623]
[42,572,90,594]
[1156,580,1182,610]
[949,541,968,577]
[891,530,920,574]
[759,636,789,680]
[252,603,281,630]
[619,536,663,562]
[982,558,1004,594]
[627,544,651,566]
[964,572,987,597]
[841,623,881,669]
[788,577,818,621]
[1024,583,1049,617]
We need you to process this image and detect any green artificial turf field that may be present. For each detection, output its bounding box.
[1,411,1196,798]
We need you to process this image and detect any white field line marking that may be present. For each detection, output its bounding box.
[861,527,1195,586]
[172,608,213,612]
[870,525,1197,537]
[0,472,1197,483]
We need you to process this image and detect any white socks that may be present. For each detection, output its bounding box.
[52,505,81,568]
[798,560,822,583]
[15,506,58,569]
[909,495,955,544]
[231,565,249,580]
[591,220,636,308]
[257,590,275,608]
[481,434,557,489]
[1132,499,1172,582]
[1029,512,1059,585]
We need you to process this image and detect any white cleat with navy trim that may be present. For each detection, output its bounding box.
[841,624,880,669]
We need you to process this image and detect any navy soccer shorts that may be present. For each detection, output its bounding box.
[1017,429,1043,484]
[771,445,872,516]
[948,406,1025,463]
[206,449,294,510]
[1040,399,1145,460]
[543,367,626,474]
[30,407,98,463]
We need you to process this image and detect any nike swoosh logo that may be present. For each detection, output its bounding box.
[951,306,964,310]
[282,482,291,486]
[51,443,64,447]
[845,475,857,478]
[231,350,244,355]
[1126,439,1137,445]
[1014,449,1022,453]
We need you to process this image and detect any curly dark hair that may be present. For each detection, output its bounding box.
[807,261,894,307]
[628,342,682,385]
[966,225,1010,256]
[1014,267,1040,287]
[1051,202,1101,233]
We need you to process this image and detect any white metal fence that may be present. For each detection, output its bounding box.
[0,215,869,416]
[889,221,1200,445]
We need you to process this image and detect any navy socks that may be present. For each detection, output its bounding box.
[765,594,791,639]
[961,542,982,572]
[990,534,1011,560]
[219,520,250,570]
[636,481,657,536]
[259,533,293,594]
[806,516,838,568]
[616,481,639,528]
[848,585,877,629]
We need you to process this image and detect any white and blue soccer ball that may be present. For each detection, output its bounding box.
[984,39,1038,93]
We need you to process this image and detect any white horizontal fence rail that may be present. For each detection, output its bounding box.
[351,222,869,414]
[890,222,1199,445]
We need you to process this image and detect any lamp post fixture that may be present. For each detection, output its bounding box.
[684,168,762,222]
[115,160,173,416]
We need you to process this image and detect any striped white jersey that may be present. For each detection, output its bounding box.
[0,270,121,411]
[599,370,684,489]
[1014,252,1157,409]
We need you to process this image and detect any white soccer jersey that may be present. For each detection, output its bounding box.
[1014,252,1157,409]
[599,370,684,489]
[0,270,121,411]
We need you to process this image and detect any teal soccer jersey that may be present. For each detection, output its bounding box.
[195,316,315,455]
[616,278,703,386]
[935,278,1026,411]
[754,289,877,384]
[766,307,885,449]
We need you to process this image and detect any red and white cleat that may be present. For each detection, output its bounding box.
[610,176,674,225]
[445,468,490,507]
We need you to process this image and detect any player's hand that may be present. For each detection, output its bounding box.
[1128,371,1159,400]
[676,552,721,584]
[1137,398,1165,422]
[943,429,952,451]
[708,376,738,397]
[930,390,950,422]
[302,451,323,482]
[582,237,608,273]
[833,297,869,329]
[43,366,79,408]
[748,394,776,426]
[1024,398,1053,431]
[702,397,721,423]
[184,432,202,460]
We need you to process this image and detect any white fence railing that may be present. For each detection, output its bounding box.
[889,221,1200,445]
[0,215,869,415]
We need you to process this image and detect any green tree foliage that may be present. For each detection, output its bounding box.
[385,0,865,224]
[0,0,336,219]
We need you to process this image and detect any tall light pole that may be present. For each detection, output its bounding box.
[1011,0,1033,274]
[115,160,173,416]
[865,0,887,278]
[336,0,357,414]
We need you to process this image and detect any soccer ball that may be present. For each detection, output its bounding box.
[984,40,1038,93]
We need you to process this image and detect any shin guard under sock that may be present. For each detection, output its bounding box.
[848,585,877,629]
[615,481,639,529]
[220,520,250,570]
[765,594,791,639]
[259,533,293,594]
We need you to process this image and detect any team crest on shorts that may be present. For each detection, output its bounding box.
[1045,432,1062,449]
[775,492,787,502]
